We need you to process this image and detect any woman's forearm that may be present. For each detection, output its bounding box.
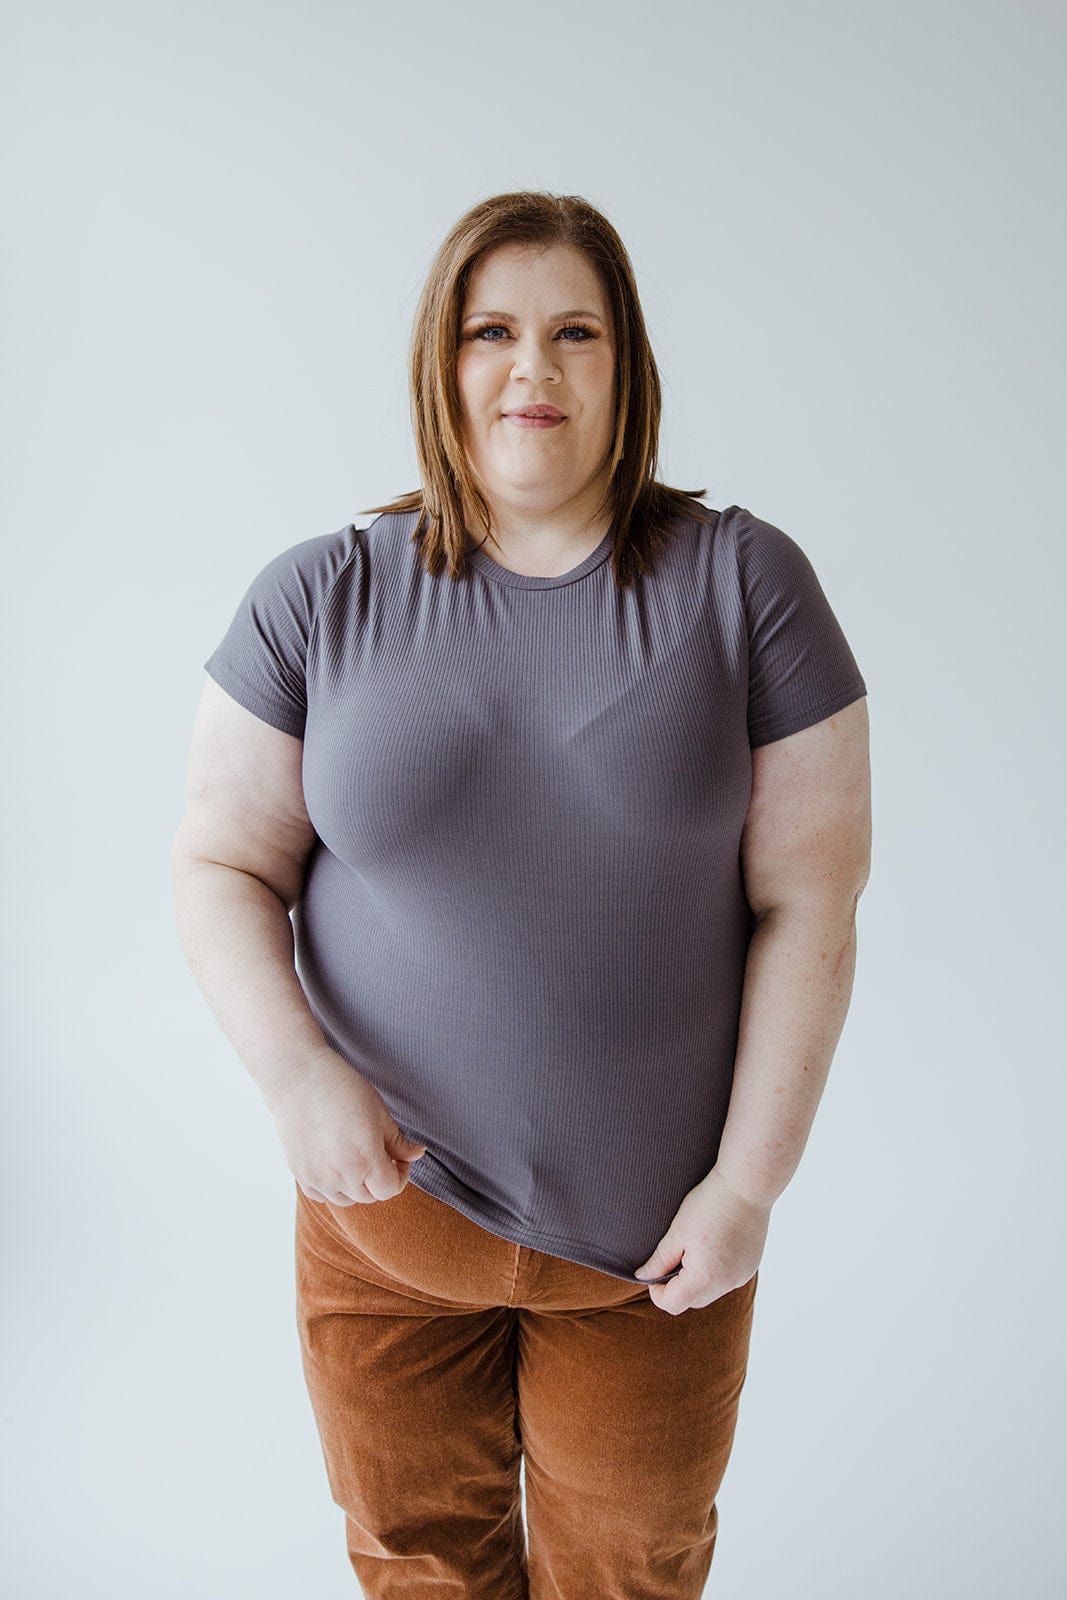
[170,853,334,1111]
[710,899,861,1209]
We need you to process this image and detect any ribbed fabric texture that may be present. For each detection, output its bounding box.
[203,502,867,1281]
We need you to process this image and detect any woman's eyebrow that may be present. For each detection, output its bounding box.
[462,308,606,323]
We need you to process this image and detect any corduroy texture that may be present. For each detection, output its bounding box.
[295,1176,758,1598]
[204,501,866,1279]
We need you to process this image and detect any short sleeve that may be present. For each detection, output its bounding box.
[202,525,360,738]
[734,508,868,748]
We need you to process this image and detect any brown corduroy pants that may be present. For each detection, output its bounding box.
[294,1175,758,1599]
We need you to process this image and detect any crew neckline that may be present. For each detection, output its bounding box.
[463,525,616,589]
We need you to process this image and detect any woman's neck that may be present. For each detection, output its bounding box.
[462,495,615,577]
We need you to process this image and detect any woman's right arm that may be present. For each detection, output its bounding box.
[169,677,426,1203]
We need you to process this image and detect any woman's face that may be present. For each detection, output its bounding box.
[455,242,617,529]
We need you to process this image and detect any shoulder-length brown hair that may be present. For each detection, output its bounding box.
[364,191,708,589]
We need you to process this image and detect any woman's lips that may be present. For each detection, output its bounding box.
[504,413,566,429]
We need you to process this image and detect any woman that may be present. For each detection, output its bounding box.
[171,190,871,1597]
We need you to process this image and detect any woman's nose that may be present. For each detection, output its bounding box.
[510,337,561,384]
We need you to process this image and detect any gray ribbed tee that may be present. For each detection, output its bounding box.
[203,501,867,1281]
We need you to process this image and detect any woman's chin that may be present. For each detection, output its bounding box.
[480,462,587,499]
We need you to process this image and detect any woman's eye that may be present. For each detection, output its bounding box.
[468,323,595,343]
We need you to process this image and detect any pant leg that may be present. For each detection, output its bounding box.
[295,1172,758,1597]
[515,1266,759,1600]
[294,1179,530,1599]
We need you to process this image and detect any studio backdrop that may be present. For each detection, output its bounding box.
[3,2,1064,1596]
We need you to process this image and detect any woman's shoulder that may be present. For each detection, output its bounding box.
[667,498,779,542]
[660,495,773,552]
[213,519,375,654]
[252,511,416,602]
[675,500,830,590]
[248,520,365,589]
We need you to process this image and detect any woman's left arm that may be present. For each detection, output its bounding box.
[713,693,872,1206]
[633,696,872,1311]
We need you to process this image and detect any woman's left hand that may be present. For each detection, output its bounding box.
[632,1167,773,1316]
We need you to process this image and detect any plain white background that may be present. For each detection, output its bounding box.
[4,1,1064,1595]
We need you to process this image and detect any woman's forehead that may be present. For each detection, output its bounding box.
[463,242,607,306]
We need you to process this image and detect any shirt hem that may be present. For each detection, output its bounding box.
[406,1163,666,1285]
[202,662,306,739]
[749,678,867,747]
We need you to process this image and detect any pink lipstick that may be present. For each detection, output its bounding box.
[504,406,566,428]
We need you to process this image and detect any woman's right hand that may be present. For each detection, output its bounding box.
[265,1047,428,1205]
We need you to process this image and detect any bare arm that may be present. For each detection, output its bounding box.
[711,695,873,1207]
[633,696,872,1305]
[171,677,426,1202]
[170,677,331,1109]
